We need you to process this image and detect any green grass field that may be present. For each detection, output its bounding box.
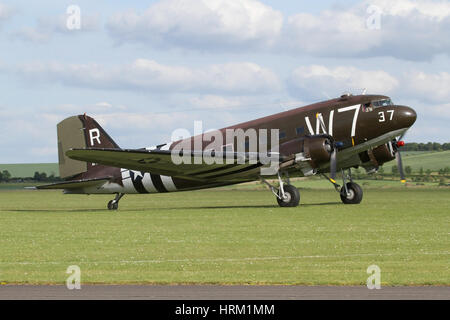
[381,150,450,172]
[0,183,448,286]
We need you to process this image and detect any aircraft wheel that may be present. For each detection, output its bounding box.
[277,184,300,207]
[107,200,119,210]
[340,182,363,204]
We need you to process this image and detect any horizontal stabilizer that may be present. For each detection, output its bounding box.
[36,177,111,190]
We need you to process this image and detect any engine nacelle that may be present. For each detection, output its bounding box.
[280,135,333,175]
[303,136,333,168]
[359,141,396,172]
[372,142,396,165]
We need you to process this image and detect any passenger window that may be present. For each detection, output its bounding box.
[296,127,305,135]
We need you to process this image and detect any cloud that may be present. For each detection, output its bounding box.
[94,111,191,132]
[429,103,450,119]
[410,101,450,123]
[0,3,13,20]
[187,95,244,109]
[285,10,380,57]
[403,71,450,103]
[13,27,50,43]
[37,13,100,34]
[106,0,283,50]
[285,0,450,60]
[0,111,59,163]
[288,65,399,100]
[0,2,14,29]
[11,13,100,43]
[16,59,281,95]
[104,0,450,60]
[40,102,128,117]
[372,0,450,20]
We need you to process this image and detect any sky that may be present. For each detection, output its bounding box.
[0,0,449,163]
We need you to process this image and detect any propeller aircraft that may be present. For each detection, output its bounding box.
[36,93,417,209]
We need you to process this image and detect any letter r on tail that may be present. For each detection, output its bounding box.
[89,128,101,146]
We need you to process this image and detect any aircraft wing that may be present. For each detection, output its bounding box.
[66,148,284,180]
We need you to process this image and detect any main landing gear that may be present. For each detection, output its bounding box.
[323,169,363,204]
[261,171,300,207]
[262,169,362,207]
[107,193,124,210]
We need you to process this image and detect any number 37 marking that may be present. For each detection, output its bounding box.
[378,110,394,122]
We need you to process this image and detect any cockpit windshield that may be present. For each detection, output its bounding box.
[361,98,394,112]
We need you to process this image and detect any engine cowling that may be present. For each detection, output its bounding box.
[359,141,396,172]
[371,142,396,165]
[303,136,333,168]
[279,135,333,173]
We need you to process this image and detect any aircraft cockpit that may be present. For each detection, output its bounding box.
[361,98,394,112]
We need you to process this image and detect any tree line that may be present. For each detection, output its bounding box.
[0,170,61,182]
[402,142,450,151]
[0,170,11,182]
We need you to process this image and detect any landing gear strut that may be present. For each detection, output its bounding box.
[261,171,300,207]
[323,169,363,204]
[107,193,124,210]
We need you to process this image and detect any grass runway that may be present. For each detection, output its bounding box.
[0,182,448,286]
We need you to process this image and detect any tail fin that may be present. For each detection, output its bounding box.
[57,114,119,179]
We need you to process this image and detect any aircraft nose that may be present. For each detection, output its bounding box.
[397,106,417,128]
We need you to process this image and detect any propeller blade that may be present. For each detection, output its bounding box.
[330,147,337,181]
[315,115,339,182]
[396,150,406,183]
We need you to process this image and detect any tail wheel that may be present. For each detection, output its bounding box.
[340,182,363,204]
[277,184,300,207]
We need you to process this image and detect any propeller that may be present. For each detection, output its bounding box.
[316,113,339,181]
[394,137,406,183]
[395,150,406,183]
[330,146,337,180]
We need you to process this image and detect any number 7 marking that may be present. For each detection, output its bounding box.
[338,105,360,137]
[387,110,394,120]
